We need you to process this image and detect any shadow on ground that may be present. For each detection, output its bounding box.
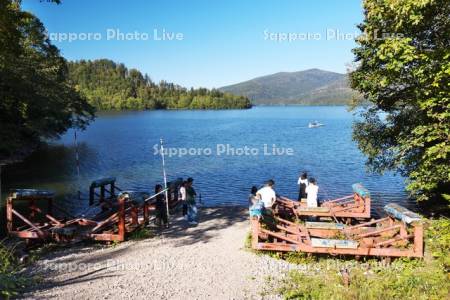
[157,206,248,246]
[20,206,249,298]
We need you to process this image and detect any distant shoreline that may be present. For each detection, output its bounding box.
[251,103,350,107]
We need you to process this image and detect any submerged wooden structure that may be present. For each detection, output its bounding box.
[6,178,182,244]
[251,203,423,258]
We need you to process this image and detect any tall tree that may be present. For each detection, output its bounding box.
[0,0,94,160]
[350,0,450,202]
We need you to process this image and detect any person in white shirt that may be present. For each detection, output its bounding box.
[256,180,276,209]
[297,172,308,201]
[305,178,319,207]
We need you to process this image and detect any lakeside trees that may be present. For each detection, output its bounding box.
[0,0,95,160]
[67,59,252,110]
[350,0,449,203]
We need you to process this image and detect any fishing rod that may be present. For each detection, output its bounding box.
[160,138,170,225]
[74,130,82,200]
[144,187,169,203]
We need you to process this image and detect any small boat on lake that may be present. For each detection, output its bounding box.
[308,121,324,128]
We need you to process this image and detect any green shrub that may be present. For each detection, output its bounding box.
[425,218,450,270]
[281,259,448,300]
[0,240,27,299]
[129,228,154,240]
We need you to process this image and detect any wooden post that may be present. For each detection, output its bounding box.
[48,197,53,216]
[29,200,36,222]
[251,218,260,249]
[117,196,125,241]
[89,185,94,206]
[400,223,408,238]
[143,203,149,225]
[6,196,13,232]
[111,181,116,198]
[131,206,138,225]
[413,223,424,257]
[100,186,105,204]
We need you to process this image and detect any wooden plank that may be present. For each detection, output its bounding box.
[305,221,345,230]
[10,231,40,239]
[298,207,330,213]
[344,217,390,230]
[10,189,54,199]
[256,242,296,252]
[374,234,414,247]
[311,238,358,249]
[322,195,353,204]
[357,225,401,238]
[91,212,119,233]
[260,228,301,245]
[31,206,62,225]
[12,209,47,238]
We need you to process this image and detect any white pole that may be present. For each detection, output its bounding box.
[160,138,170,224]
[74,130,81,200]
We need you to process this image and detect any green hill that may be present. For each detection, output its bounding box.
[219,69,358,105]
[68,59,251,110]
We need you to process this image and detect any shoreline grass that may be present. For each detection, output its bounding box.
[247,218,450,300]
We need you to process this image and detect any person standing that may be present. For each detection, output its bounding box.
[256,180,277,230]
[257,180,276,212]
[186,177,198,225]
[179,181,188,220]
[297,172,308,201]
[155,184,168,228]
[249,186,263,219]
[305,178,319,208]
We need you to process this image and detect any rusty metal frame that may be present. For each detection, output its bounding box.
[250,211,423,258]
[6,192,56,241]
[6,177,183,244]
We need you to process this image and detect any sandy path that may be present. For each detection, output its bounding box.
[22,207,295,300]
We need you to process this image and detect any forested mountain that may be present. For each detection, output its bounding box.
[220,69,359,105]
[68,60,251,110]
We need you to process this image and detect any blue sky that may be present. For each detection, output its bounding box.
[23,0,364,88]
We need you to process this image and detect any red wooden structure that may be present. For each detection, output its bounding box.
[6,189,56,240]
[6,178,183,244]
[251,203,423,258]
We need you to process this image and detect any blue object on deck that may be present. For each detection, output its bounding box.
[352,183,370,198]
[90,177,116,188]
[384,203,422,224]
[11,189,54,198]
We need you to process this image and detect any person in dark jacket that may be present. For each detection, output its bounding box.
[155,184,168,228]
[297,172,308,201]
[186,177,198,225]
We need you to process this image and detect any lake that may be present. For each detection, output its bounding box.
[0,106,413,233]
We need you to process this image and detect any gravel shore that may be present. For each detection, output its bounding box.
[22,207,296,300]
